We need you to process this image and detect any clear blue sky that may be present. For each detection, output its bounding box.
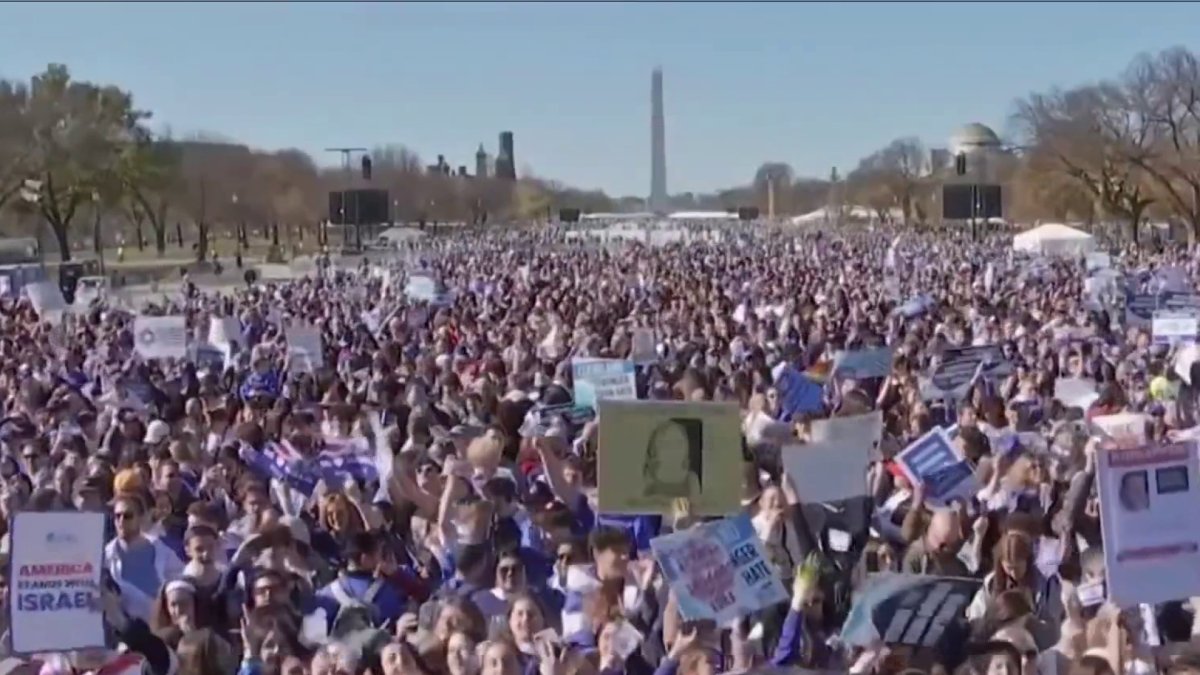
[0,2,1197,197]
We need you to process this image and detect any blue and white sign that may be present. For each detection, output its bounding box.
[833,346,894,380]
[930,345,1011,394]
[1125,292,1159,327]
[774,364,824,421]
[650,513,788,625]
[572,358,636,411]
[895,428,979,507]
[10,511,106,654]
[1152,311,1199,345]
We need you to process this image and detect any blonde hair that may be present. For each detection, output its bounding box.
[466,435,502,469]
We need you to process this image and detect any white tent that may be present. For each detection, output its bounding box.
[1012,223,1096,257]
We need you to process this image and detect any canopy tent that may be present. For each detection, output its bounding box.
[1012,223,1096,257]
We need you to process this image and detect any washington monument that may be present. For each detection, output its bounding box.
[649,67,668,213]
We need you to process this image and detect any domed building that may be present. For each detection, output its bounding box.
[949,122,1003,156]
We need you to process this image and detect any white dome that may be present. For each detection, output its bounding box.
[950,123,1002,153]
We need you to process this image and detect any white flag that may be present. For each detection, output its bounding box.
[134,315,188,359]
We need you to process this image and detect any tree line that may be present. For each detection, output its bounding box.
[3,50,1199,260]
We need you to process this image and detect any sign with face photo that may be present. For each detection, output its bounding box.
[596,400,742,516]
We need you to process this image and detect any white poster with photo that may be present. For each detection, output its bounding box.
[782,411,880,504]
[630,328,657,365]
[1098,441,1200,606]
[286,324,324,373]
[9,511,107,654]
[133,315,188,360]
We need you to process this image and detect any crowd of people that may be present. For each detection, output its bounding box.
[0,222,1195,675]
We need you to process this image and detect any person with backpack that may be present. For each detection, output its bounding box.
[315,531,407,639]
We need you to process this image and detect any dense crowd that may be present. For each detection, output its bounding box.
[0,223,1196,675]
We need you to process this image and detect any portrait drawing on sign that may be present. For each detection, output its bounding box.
[1119,471,1150,513]
[642,417,703,500]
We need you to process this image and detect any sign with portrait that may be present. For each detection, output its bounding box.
[597,400,742,516]
[1098,441,1200,606]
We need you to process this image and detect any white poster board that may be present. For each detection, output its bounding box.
[630,328,657,365]
[1098,441,1200,606]
[1152,311,1199,345]
[9,511,107,654]
[133,315,188,360]
[286,324,324,373]
[1093,412,1149,449]
[208,316,241,348]
[24,281,67,321]
[782,411,880,503]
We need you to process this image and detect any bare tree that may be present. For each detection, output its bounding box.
[1012,84,1153,241]
[848,137,927,224]
[1118,47,1200,239]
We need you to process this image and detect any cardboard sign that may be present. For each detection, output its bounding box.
[1097,441,1200,606]
[597,400,742,516]
[840,573,980,650]
[133,315,188,360]
[832,347,894,380]
[650,513,788,624]
[930,346,1011,394]
[572,358,636,411]
[895,428,979,507]
[285,324,324,373]
[9,511,106,654]
[782,412,880,503]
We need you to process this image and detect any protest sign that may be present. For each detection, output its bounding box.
[1124,292,1158,327]
[1054,377,1100,411]
[133,315,188,359]
[1086,252,1111,272]
[895,428,979,507]
[650,513,788,624]
[840,573,980,651]
[782,411,880,503]
[1153,310,1199,345]
[1176,343,1200,384]
[286,324,324,373]
[1097,441,1200,606]
[9,511,106,654]
[630,328,658,365]
[405,273,452,306]
[930,346,1011,394]
[1154,266,1190,293]
[572,358,636,410]
[192,343,229,372]
[1093,412,1149,448]
[208,316,241,348]
[24,281,67,321]
[896,294,934,318]
[832,346,894,380]
[597,400,741,515]
[1160,292,1200,316]
[774,364,824,421]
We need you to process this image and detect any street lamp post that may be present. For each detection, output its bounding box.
[91,190,105,275]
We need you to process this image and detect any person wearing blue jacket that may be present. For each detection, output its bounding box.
[315,531,407,634]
